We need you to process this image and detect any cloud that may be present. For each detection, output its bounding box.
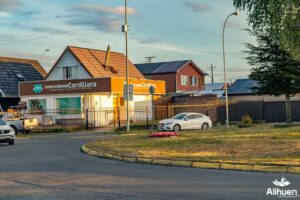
[226,20,247,29]
[30,27,69,34]
[185,1,212,12]
[72,3,136,16]
[139,38,162,44]
[16,10,40,16]
[57,3,134,33]
[0,0,21,11]
[0,34,18,41]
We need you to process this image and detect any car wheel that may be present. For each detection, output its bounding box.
[173,124,181,133]
[201,123,209,130]
[8,140,14,145]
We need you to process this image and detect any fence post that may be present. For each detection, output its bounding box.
[85,108,89,130]
[61,109,64,132]
[146,107,149,130]
[118,107,121,129]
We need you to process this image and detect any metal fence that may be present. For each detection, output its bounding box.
[14,104,216,132]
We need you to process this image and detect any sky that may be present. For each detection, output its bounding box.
[0,0,255,83]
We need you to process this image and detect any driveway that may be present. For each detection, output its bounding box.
[0,132,299,200]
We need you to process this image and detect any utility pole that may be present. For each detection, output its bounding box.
[207,64,216,84]
[145,55,156,63]
[123,0,130,132]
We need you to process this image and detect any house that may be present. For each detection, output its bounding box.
[194,83,228,98]
[19,46,165,126]
[228,79,300,102]
[135,60,205,93]
[0,56,46,110]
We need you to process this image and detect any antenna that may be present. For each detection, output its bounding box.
[145,55,156,63]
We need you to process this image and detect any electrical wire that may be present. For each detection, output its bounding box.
[0,17,124,46]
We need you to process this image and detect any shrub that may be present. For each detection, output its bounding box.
[241,114,253,127]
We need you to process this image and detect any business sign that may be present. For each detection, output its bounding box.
[20,77,166,96]
[20,78,111,96]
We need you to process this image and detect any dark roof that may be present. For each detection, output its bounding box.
[0,62,44,97]
[228,79,259,96]
[135,60,204,75]
[0,57,47,78]
[205,83,225,91]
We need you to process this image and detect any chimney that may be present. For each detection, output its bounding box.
[104,45,111,70]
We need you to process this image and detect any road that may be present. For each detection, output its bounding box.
[0,132,299,200]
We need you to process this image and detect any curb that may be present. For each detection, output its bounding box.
[81,145,300,174]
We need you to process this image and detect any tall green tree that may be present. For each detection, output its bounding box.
[245,30,300,123]
[234,0,300,60]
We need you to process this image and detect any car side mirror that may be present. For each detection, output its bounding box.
[184,118,188,121]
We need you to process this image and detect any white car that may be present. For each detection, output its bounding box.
[0,119,15,145]
[158,113,212,132]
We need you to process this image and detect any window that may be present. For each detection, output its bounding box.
[28,99,46,111]
[63,66,78,79]
[181,75,188,85]
[145,75,152,79]
[14,71,25,81]
[191,76,199,86]
[56,97,82,114]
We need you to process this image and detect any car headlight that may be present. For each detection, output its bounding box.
[166,122,174,125]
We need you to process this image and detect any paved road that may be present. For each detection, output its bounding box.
[0,133,299,200]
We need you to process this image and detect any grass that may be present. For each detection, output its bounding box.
[85,124,300,166]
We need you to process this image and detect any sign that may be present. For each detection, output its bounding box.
[149,86,155,95]
[123,84,133,101]
[20,78,111,96]
[20,77,166,96]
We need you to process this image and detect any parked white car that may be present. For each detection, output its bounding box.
[0,119,15,145]
[158,112,212,132]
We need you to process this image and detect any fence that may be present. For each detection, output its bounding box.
[217,100,300,122]
[14,103,216,132]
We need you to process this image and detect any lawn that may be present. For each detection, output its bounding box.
[85,124,300,166]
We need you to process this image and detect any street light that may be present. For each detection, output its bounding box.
[39,49,50,63]
[222,11,238,128]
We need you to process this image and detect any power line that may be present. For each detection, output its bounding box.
[0,17,124,46]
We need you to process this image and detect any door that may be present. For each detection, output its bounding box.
[181,115,195,130]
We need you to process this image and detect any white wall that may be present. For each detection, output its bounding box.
[47,49,91,80]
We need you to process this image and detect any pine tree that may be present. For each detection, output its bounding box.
[245,30,300,123]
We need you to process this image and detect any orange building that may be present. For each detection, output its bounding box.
[20,46,165,126]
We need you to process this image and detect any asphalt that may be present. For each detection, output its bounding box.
[0,132,299,200]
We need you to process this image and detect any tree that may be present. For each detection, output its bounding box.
[245,30,300,123]
[234,0,300,60]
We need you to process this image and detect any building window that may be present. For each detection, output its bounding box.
[191,76,199,86]
[145,75,152,79]
[28,99,46,111]
[56,97,82,114]
[63,66,78,79]
[181,75,188,85]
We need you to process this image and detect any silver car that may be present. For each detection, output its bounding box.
[0,119,15,145]
[158,112,213,132]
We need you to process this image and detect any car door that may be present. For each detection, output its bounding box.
[181,115,194,130]
[192,114,204,129]
[182,115,198,130]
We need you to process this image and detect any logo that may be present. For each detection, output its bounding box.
[266,176,299,198]
[33,84,43,94]
[273,177,291,187]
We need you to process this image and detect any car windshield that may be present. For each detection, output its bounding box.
[0,119,7,125]
[172,113,188,120]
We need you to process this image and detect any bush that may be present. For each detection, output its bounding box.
[240,114,253,128]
